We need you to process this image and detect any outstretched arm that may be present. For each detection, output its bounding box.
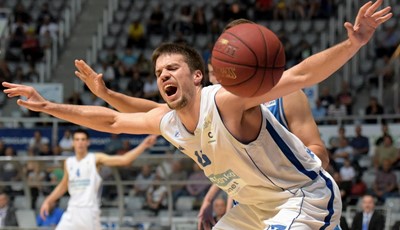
[198,184,219,230]
[2,82,164,135]
[96,135,158,166]
[40,161,68,220]
[237,0,392,110]
[74,60,166,112]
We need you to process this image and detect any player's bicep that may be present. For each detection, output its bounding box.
[111,108,166,135]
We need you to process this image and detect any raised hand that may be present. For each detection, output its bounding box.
[142,135,158,148]
[74,59,108,97]
[2,82,48,112]
[344,0,392,47]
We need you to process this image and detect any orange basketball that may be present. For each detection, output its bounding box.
[211,23,286,97]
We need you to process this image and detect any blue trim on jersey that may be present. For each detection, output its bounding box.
[319,171,335,230]
[277,98,288,129]
[266,120,318,180]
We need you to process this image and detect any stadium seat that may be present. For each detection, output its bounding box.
[175,196,195,211]
[13,195,30,209]
[16,209,37,228]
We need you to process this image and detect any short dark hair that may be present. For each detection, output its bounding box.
[152,43,206,84]
[72,128,90,139]
[224,18,255,31]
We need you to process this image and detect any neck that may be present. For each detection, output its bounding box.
[176,87,202,134]
[75,152,88,160]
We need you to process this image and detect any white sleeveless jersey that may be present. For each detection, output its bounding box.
[160,85,325,205]
[66,153,102,209]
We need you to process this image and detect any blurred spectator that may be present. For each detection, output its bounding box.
[36,201,63,227]
[25,64,40,82]
[192,6,207,34]
[0,191,17,228]
[213,0,230,21]
[339,159,356,200]
[169,160,188,204]
[289,0,306,19]
[373,160,398,204]
[350,125,370,162]
[327,96,347,124]
[213,196,227,223]
[116,140,132,155]
[365,97,384,124]
[350,175,367,198]
[147,4,164,35]
[119,48,138,77]
[104,134,123,155]
[225,2,248,22]
[136,53,152,77]
[332,137,354,170]
[312,98,327,125]
[351,194,385,230]
[126,20,146,49]
[26,161,46,209]
[307,0,321,19]
[37,3,55,25]
[186,163,210,201]
[38,15,58,40]
[172,5,193,35]
[145,174,167,215]
[38,143,53,156]
[273,0,289,20]
[143,74,160,101]
[59,129,73,156]
[375,24,400,58]
[126,70,144,97]
[156,150,174,180]
[28,130,50,155]
[336,81,353,115]
[13,2,31,24]
[1,147,23,195]
[373,135,398,169]
[375,123,392,146]
[328,126,348,153]
[22,29,43,63]
[39,30,53,50]
[254,0,274,20]
[132,164,155,197]
[319,87,335,110]
[209,17,222,42]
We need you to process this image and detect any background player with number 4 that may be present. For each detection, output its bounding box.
[3,1,392,229]
[39,129,157,230]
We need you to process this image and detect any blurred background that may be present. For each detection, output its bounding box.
[0,0,399,229]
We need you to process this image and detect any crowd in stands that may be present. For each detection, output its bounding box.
[0,0,399,228]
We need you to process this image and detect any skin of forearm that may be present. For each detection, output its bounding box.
[104,89,160,113]
[44,102,121,134]
[288,39,360,88]
[45,181,67,203]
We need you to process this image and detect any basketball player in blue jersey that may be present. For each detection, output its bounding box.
[3,1,392,228]
[39,129,157,230]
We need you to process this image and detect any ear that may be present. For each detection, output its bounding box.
[193,70,203,86]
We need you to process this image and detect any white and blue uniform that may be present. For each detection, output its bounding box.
[160,85,341,229]
[56,153,102,230]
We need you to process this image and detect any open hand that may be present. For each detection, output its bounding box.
[344,0,392,47]
[74,59,108,97]
[2,82,48,112]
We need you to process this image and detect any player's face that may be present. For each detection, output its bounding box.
[155,54,196,110]
[73,133,90,154]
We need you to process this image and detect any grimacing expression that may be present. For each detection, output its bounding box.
[155,54,197,110]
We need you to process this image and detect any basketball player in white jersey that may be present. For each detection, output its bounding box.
[39,129,157,230]
[3,1,392,228]
[69,56,330,229]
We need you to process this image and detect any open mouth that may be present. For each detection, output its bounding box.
[164,84,177,96]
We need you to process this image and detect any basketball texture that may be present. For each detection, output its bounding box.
[211,23,286,97]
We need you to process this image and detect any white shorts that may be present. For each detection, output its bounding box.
[213,171,342,230]
[56,207,101,230]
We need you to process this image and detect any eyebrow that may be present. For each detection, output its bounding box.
[155,63,180,76]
